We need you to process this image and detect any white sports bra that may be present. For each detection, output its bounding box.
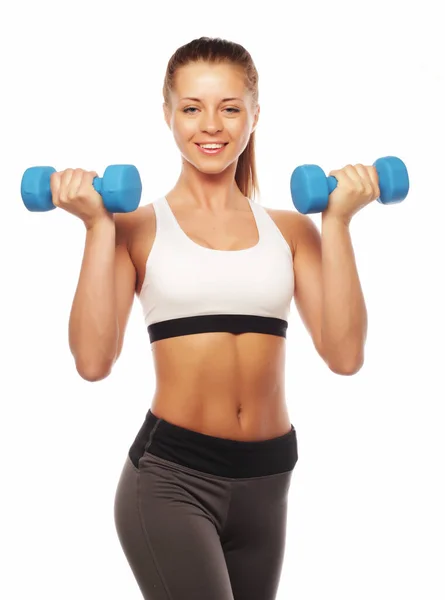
[138,196,295,343]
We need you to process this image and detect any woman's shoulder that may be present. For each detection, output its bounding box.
[261,202,311,226]
[114,201,156,245]
[260,203,311,255]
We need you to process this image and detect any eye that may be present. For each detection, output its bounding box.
[183,107,240,114]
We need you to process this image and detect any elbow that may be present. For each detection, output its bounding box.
[321,345,365,376]
[328,358,364,376]
[328,353,364,376]
[318,328,366,376]
[75,359,114,382]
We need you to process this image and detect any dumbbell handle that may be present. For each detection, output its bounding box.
[326,176,338,196]
[91,176,105,196]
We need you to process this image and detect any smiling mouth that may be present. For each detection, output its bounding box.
[194,143,229,155]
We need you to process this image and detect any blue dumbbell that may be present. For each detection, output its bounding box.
[21,164,142,213]
[290,156,409,214]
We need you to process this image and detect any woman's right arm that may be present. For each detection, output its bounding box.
[48,168,137,381]
[69,213,136,381]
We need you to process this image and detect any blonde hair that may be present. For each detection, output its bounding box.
[163,37,260,202]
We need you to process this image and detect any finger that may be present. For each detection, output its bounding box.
[67,169,84,201]
[49,171,61,206]
[339,164,368,197]
[366,165,381,199]
[328,166,354,191]
[78,170,99,199]
[59,169,75,204]
[354,164,372,184]
[354,164,376,200]
[355,164,376,201]
[353,163,372,192]
[330,165,357,197]
[344,164,365,184]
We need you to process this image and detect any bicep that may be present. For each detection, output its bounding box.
[114,219,137,361]
[292,215,324,355]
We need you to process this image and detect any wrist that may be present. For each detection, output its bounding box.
[84,212,115,232]
[321,211,351,229]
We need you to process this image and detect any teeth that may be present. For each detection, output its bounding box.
[199,144,224,149]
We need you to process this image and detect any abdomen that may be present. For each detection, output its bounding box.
[151,333,291,441]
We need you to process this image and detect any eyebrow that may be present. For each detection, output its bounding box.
[180,97,244,103]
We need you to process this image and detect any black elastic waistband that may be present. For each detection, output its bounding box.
[147,314,288,343]
[129,408,298,478]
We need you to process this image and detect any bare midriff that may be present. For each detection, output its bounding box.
[151,331,291,441]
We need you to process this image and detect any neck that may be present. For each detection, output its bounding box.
[171,162,245,212]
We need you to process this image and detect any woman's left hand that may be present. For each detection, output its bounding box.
[325,164,381,224]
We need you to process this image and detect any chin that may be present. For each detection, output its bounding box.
[183,157,235,175]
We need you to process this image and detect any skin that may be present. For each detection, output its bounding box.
[53,61,381,441]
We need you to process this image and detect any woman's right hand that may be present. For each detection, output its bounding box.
[49,168,113,229]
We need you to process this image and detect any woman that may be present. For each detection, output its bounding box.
[52,37,380,600]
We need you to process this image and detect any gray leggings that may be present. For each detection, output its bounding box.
[114,409,298,600]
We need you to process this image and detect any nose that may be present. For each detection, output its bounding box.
[200,110,223,134]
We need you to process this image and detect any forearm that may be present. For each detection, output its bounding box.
[320,214,367,372]
[69,216,118,377]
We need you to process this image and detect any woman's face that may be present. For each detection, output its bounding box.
[164,61,260,174]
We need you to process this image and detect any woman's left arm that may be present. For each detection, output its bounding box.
[292,163,380,375]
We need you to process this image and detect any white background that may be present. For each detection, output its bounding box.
[1,0,444,598]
